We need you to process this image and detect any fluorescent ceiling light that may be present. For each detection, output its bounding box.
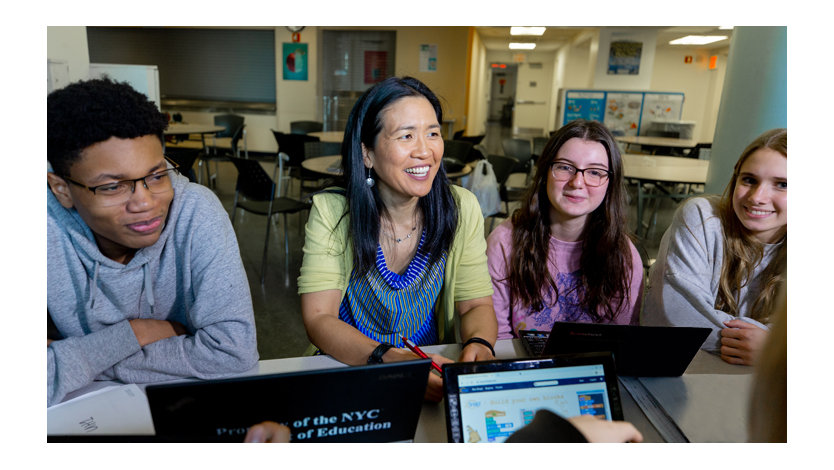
[718,26,734,30]
[669,35,728,45]
[510,26,546,36]
[509,42,536,50]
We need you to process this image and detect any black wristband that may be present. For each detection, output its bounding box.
[367,343,394,364]
[462,337,495,357]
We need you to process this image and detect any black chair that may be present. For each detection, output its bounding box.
[685,143,712,159]
[290,121,323,135]
[271,130,321,198]
[486,154,528,232]
[165,147,202,182]
[502,137,534,179]
[452,130,486,146]
[303,140,343,189]
[201,114,246,188]
[443,139,474,168]
[229,153,311,285]
[532,137,549,159]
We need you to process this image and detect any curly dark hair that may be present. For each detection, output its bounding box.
[47,78,168,177]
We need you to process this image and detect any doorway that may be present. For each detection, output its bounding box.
[320,30,396,131]
[488,65,517,127]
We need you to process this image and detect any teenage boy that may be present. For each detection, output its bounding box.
[47,79,258,406]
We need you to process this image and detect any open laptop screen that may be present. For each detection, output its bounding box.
[443,353,622,443]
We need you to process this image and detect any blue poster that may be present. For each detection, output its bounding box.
[607,40,642,75]
[283,43,308,81]
[564,91,605,123]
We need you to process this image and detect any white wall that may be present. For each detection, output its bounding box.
[650,45,729,142]
[46,26,90,85]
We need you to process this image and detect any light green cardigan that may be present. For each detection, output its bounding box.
[297,185,494,344]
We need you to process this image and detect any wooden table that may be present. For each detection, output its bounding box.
[309,131,345,143]
[301,155,473,180]
[622,153,709,237]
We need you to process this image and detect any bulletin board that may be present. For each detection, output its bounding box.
[560,89,684,137]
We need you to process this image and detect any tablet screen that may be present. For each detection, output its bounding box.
[443,354,622,443]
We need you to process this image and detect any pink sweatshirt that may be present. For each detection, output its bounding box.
[486,220,644,339]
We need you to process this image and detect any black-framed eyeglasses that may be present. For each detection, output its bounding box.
[550,161,611,187]
[63,157,180,207]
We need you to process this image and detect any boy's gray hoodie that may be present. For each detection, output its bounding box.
[47,173,258,406]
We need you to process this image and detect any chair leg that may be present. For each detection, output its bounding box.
[261,215,273,285]
[283,213,291,288]
[230,197,239,225]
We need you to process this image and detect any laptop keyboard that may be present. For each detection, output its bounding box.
[519,331,550,356]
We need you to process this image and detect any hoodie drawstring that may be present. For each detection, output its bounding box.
[87,261,100,310]
[143,263,155,316]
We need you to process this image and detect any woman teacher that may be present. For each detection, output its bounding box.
[298,77,497,401]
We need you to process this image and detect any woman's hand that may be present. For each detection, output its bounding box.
[456,295,498,362]
[567,415,643,443]
[459,341,494,362]
[244,421,291,443]
[423,353,454,402]
[720,320,769,366]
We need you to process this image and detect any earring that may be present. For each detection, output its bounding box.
[365,167,375,187]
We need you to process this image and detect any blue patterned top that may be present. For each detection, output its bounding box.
[338,231,446,347]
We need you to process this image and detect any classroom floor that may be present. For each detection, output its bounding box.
[202,121,682,361]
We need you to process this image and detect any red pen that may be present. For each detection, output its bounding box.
[401,336,443,373]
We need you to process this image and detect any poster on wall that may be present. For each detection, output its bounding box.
[607,40,642,75]
[640,93,685,125]
[419,44,437,72]
[605,92,644,136]
[364,51,388,84]
[564,91,606,123]
[283,43,308,81]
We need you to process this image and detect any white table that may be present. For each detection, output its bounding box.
[622,154,709,238]
[48,339,751,443]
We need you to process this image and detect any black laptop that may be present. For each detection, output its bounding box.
[143,360,431,442]
[443,352,623,443]
[520,322,710,376]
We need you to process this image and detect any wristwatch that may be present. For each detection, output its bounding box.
[367,343,394,364]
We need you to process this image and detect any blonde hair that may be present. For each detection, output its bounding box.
[714,129,787,322]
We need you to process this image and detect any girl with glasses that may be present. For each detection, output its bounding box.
[486,119,643,339]
[642,129,786,366]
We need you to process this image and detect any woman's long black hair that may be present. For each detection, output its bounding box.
[340,76,458,274]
